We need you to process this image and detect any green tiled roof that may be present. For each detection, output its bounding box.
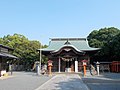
[40,38,100,52]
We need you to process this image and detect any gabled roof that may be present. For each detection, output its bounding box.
[0,44,17,59]
[39,38,100,52]
[0,44,13,51]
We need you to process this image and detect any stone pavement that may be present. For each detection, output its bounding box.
[0,72,52,90]
[35,74,89,90]
[1,71,119,90]
[82,72,120,90]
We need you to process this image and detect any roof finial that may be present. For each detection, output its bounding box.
[64,39,71,45]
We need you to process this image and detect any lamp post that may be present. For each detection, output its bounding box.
[96,61,100,76]
[82,60,87,77]
[48,60,53,76]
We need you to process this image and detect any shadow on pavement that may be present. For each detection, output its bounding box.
[82,73,120,90]
[54,78,88,90]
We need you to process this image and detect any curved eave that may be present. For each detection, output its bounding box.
[37,49,55,56]
[37,48,54,52]
[52,44,83,53]
[81,48,101,52]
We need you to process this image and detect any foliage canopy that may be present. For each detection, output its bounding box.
[0,34,48,70]
[87,27,120,61]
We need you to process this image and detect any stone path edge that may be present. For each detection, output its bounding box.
[78,75,90,90]
[34,75,57,90]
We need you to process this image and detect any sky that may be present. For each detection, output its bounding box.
[0,0,120,45]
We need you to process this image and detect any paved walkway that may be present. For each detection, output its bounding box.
[36,74,89,90]
[1,71,119,90]
[82,73,120,90]
[0,72,52,90]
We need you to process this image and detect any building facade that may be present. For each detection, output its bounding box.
[39,38,99,73]
[0,44,17,75]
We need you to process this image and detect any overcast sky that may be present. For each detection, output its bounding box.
[0,0,120,45]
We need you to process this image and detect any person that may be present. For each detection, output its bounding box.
[89,64,93,75]
[91,64,97,75]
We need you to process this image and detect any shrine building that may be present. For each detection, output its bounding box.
[39,38,100,73]
[0,44,17,76]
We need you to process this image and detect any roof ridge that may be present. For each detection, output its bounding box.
[51,38,86,41]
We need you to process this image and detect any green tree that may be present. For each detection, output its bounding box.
[87,27,120,61]
[88,27,120,48]
[0,38,3,44]
[110,32,120,60]
[0,34,48,70]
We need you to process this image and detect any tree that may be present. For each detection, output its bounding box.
[0,38,3,43]
[88,27,120,47]
[110,32,120,60]
[87,27,120,61]
[0,34,48,70]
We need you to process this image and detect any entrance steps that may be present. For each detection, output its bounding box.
[52,70,93,77]
[52,72,83,76]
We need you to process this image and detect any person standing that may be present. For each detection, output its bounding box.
[89,64,93,75]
